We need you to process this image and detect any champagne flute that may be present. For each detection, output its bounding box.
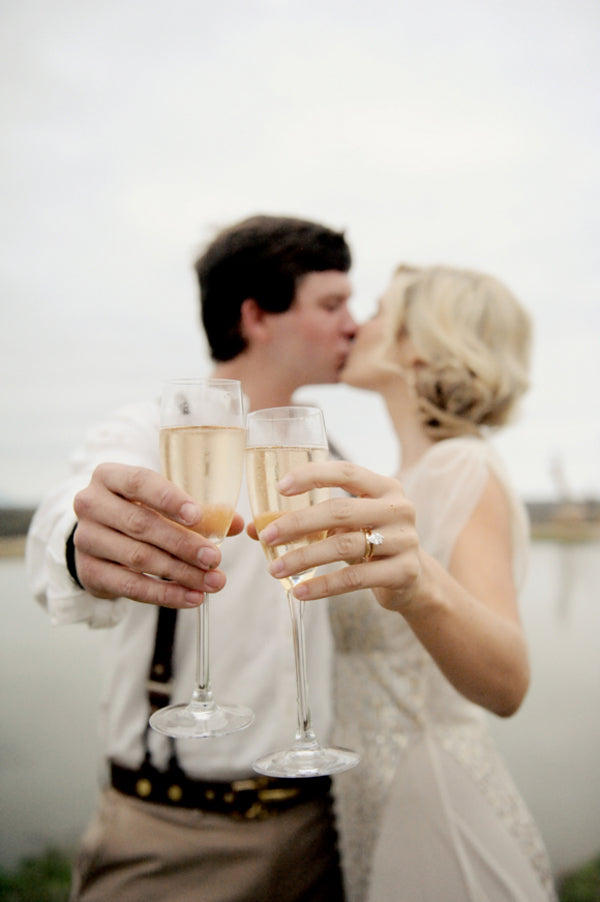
[149,378,254,738]
[246,406,359,777]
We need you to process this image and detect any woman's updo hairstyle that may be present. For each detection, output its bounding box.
[387,265,532,440]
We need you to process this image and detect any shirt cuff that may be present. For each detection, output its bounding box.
[45,512,128,628]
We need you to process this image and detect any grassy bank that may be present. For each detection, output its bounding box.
[1,849,599,901]
[0,850,71,901]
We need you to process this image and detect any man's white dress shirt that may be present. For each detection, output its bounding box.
[26,400,334,781]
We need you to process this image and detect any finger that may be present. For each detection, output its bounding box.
[267,527,402,582]
[92,463,203,526]
[75,487,222,571]
[228,512,245,537]
[74,521,221,591]
[277,460,396,499]
[246,521,259,541]
[258,495,407,547]
[76,551,226,608]
[290,558,411,602]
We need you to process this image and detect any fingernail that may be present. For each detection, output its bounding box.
[277,474,294,493]
[204,570,223,591]
[179,502,201,525]
[197,547,219,569]
[268,559,285,577]
[293,584,309,599]
[183,590,204,607]
[259,524,278,545]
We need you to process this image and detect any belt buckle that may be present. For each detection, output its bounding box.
[241,800,271,821]
[258,787,301,803]
[228,777,300,820]
[243,785,301,819]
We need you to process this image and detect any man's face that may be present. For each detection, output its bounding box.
[267,271,357,387]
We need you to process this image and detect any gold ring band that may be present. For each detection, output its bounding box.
[362,529,384,562]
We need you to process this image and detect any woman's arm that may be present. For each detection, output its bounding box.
[395,471,529,716]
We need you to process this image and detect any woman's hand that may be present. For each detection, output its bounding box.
[254,459,424,610]
[253,458,530,716]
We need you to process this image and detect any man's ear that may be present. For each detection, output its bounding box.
[240,298,271,344]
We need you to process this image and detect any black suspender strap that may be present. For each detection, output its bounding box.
[113,604,181,787]
[147,606,178,713]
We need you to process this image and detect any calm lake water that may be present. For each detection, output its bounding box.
[1,541,599,878]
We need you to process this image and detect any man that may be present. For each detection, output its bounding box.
[26,214,356,901]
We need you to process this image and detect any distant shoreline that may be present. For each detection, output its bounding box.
[530,520,600,543]
[0,536,26,558]
[2,504,599,560]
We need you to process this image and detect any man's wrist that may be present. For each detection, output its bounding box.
[65,523,85,590]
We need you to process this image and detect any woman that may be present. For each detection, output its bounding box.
[258,265,557,902]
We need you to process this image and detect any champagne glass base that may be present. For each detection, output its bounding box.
[149,702,254,739]
[253,745,359,778]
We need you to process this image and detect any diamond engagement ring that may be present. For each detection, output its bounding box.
[362,529,384,561]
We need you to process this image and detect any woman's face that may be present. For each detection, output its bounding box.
[341,286,403,390]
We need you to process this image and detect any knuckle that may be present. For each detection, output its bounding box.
[384,497,413,527]
[338,460,359,483]
[290,544,311,571]
[162,583,183,607]
[74,555,91,588]
[404,526,419,551]
[173,563,201,588]
[120,573,141,600]
[332,532,356,558]
[405,557,421,584]
[329,496,355,523]
[157,482,179,512]
[128,542,151,571]
[396,550,420,588]
[72,522,88,551]
[73,487,93,519]
[125,505,152,538]
[123,466,147,498]
[386,499,403,518]
[171,527,196,560]
[92,462,111,483]
[285,510,303,532]
[401,498,417,524]
[338,565,363,591]
[407,568,420,589]
[76,557,102,596]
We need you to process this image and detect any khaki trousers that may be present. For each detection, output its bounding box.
[70,787,345,902]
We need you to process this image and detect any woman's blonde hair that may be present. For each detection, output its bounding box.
[384,265,532,440]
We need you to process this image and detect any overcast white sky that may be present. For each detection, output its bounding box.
[1,0,599,504]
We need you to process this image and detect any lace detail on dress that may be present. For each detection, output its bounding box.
[331,585,431,902]
[333,651,412,902]
[436,723,558,901]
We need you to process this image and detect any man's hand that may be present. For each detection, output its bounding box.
[72,463,244,608]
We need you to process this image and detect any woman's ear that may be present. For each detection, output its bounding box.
[395,331,422,371]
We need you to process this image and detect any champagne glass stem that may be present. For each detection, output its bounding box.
[191,599,215,711]
[287,590,318,750]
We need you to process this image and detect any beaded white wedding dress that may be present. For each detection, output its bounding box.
[330,437,557,902]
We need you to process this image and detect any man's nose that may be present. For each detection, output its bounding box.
[342,307,358,337]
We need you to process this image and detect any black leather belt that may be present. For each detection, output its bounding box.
[110,761,332,820]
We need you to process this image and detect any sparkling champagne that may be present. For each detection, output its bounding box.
[246,445,329,589]
[160,425,246,544]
